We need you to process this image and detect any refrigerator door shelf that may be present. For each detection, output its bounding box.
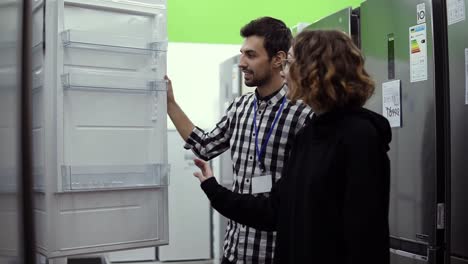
[61,72,167,93]
[390,249,428,264]
[61,30,168,54]
[64,0,166,12]
[60,163,170,192]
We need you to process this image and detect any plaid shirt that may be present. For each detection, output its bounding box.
[184,85,312,263]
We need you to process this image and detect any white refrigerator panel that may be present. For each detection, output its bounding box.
[35,0,169,259]
[52,190,167,256]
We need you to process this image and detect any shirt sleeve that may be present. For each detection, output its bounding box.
[200,177,281,232]
[183,97,239,161]
[293,101,314,135]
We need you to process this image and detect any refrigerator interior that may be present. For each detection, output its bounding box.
[33,0,170,261]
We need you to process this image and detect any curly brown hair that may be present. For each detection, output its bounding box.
[287,30,375,112]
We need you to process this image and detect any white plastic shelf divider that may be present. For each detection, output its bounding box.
[61,71,167,93]
[61,30,167,54]
[61,163,170,192]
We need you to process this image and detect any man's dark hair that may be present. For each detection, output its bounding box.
[240,17,292,59]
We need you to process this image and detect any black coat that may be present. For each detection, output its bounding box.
[201,107,391,264]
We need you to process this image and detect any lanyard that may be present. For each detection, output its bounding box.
[253,96,286,172]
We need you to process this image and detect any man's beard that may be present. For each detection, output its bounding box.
[244,71,271,87]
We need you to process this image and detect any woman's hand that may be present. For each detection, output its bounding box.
[193,158,214,183]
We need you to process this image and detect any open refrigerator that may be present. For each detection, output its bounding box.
[31,0,169,262]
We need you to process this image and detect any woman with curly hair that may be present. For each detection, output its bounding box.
[193,30,391,264]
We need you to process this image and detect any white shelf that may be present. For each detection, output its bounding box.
[64,0,166,12]
[61,30,167,53]
[62,71,167,93]
[61,163,170,191]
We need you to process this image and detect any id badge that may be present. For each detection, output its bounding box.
[251,174,273,194]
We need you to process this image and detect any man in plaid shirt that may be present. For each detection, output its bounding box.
[166,17,312,264]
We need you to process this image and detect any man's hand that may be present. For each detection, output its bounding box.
[165,75,175,104]
[165,75,195,141]
[193,159,214,183]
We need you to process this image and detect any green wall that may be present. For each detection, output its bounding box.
[168,0,365,44]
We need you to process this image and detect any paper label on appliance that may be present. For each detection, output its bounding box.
[232,64,240,95]
[382,80,402,128]
[465,48,468,105]
[447,0,466,25]
[409,24,428,82]
[417,3,426,24]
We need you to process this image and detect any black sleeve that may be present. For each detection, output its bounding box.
[200,177,281,231]
[342,127,390,264]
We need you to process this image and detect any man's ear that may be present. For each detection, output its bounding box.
[272,51,287,69]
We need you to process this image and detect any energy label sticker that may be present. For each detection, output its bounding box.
[409,24,428,82]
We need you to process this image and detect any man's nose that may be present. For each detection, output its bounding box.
[238,55,247,69]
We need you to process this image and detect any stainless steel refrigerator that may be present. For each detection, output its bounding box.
[361,0,440,262]
[359,0,467,263]
[309,5,439,262]
[304,6,360,47]
[446,0,468,263]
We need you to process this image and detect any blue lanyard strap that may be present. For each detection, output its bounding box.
[253,96,286,171]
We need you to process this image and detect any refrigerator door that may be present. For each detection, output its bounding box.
[0,0,22,262]
[447,0,468,262]
[32,0,44,191]
[31,0,46,257]
[158,130,211,261]
[37,0,169,259]
[361,0,437,261]
[217,55,241,262]
[218,55,240,187]
[304,6,362,47]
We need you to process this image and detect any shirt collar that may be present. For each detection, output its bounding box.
[254,84,288,106]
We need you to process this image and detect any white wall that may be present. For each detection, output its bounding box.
[166,42,240,263]
[167,42,240,129]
